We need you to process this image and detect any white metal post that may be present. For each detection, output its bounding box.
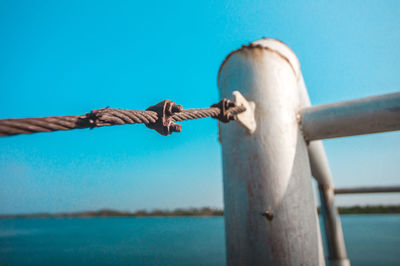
[218,39,324,265]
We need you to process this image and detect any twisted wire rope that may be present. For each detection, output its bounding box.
[0,104,246,137]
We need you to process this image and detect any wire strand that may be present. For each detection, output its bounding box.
[0,101,246,137]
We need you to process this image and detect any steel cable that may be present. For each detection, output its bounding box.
[0,101,246,137]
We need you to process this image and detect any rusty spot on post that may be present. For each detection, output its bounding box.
[261,210,274,221]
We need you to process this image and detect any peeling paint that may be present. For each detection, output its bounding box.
[218,39,298,81]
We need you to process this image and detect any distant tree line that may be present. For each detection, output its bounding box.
[318,205,400,215]
[0,207,224,218]
[1,205,399,218]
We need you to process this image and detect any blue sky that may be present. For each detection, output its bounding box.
[0,0,399,214]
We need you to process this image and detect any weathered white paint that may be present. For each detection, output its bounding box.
[218,38,324,265]
[300,92,400,140]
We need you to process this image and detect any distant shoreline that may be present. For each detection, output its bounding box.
[1,205,399,219]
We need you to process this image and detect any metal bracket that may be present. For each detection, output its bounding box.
[211,99,236,123]
[232,91,256,134]
[146,100,183,136]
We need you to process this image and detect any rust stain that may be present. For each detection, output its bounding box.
[297,111,311,143]
[218,40,297,81]
[261,210,274,221]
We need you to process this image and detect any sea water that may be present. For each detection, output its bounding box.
[0,215,399,265]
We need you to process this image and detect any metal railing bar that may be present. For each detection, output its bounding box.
[334,186,400,194]
[300,92,400,141]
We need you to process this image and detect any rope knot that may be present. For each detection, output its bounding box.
[146,100,183,136]
[211,99,236,123]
